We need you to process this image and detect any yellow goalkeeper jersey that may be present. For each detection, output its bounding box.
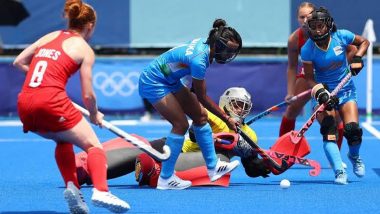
[182,110,258,152]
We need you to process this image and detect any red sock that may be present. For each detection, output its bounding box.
[55,143,80,188]
[279,116,296,137]
[87,147,109,192]
[337,122,344,150]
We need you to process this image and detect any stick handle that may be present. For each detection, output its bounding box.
[245,89,311,125]
[292,72,353,143]
[72,102,171,161]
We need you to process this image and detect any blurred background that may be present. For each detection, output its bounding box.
[0,0,379,120]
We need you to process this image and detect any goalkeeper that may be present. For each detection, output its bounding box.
[76,87,271,187]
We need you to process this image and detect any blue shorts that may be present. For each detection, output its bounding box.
[139,70,185,104]
[311,86,357,110]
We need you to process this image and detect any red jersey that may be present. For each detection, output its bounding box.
[22,30,80,93]
[296,28,307,78]
[296,28,307,53]
[18,30,83,133]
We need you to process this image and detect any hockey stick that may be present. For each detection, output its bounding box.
[237,126,289,173]
[290,72,352,144]
[244,89,311,126]
[266,150,321,176]
[73,102,171,161]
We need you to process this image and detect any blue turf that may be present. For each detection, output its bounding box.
[0,118,379,213]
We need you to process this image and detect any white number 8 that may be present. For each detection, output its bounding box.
[29,60,48,87]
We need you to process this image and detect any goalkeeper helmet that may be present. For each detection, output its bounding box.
[307,7,334,41]
[219,87,252,122]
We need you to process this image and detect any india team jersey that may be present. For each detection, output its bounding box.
[301,29,355,90]
[144,38,210,85]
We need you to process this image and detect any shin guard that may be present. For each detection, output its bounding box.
[193,123,217,169]
[160,133,184,179]
[87,147,109,191]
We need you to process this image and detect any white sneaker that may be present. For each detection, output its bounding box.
[91,188,130,213]
[208,159,240,182]
[63,181,89,214]
[347,153,365,178]
[334,170,348,185]
[156,174,192,190]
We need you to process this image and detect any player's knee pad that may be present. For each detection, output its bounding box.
[135,153,161,187]
[344,122,362,146]
[320,115,337,142]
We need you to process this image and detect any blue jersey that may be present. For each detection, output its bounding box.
[139,38,210,103]
[145,38,210,84]
[301,29,357,106]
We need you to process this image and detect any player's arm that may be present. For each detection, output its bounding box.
[351,35,369,58]
[286,33,299,98]
[346,45,358,63]
[13,41,39,73]
[79,44,102,125]
[348,34,369,76]
[13,31,59,73]
[192,78,236,131]
[302,62,316,88]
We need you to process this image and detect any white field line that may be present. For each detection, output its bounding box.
[362,122,380,139]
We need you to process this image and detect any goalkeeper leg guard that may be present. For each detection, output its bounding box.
[135,153,161,187]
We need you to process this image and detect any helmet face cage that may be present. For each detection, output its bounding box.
[307,8,333,41]
[219,87,252,122]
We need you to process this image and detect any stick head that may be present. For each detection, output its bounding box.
[308,160,321,176]
[269,131,311,174]
[272,131,311,156]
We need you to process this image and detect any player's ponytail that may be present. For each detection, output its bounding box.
[206,18,242,64]
[206,19,227,47]
[64,0,96,31]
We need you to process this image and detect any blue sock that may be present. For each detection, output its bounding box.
[160,133,184,179]
[348,144,361,157]
[193,123,217,169]
[323,141,344,172]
